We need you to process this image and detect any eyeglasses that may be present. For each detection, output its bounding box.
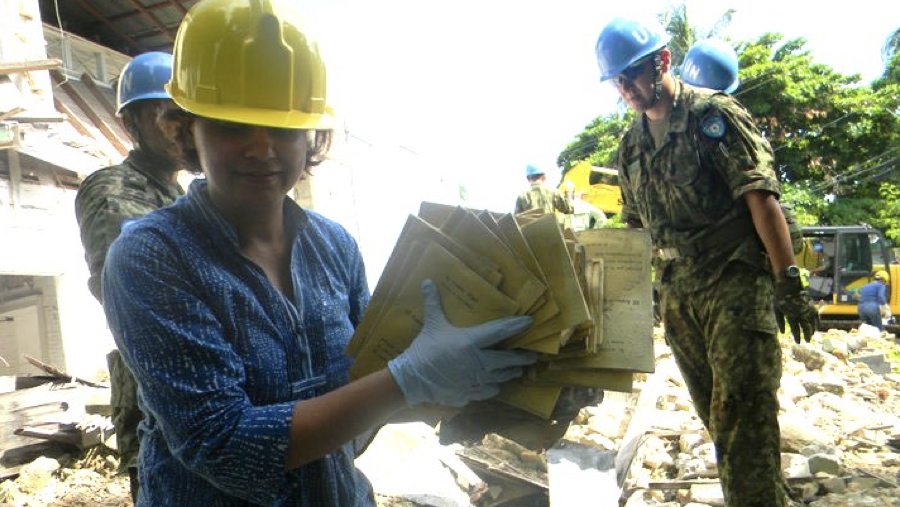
[610,57,652,88]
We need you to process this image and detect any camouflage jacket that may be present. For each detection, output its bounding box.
[616,81,781,292]
[75,151,183,301]
[515,182,574,215]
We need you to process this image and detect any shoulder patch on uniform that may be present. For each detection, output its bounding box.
[701,113,726,139]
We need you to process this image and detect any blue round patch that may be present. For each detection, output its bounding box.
[701,114,726,139]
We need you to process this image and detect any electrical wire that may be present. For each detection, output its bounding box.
[52,0,69,87]
[808,148,900,193]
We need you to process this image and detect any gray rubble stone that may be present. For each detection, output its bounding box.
[808,454,843,475]
[819,476,846,494]
[781,453,812,479]
[849,354,891,374]
[689,483,724,507]
[792,343,830,370]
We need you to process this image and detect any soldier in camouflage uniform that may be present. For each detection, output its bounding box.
[514,164,574,216]
[595,18,819,507]
[74,52,183,502]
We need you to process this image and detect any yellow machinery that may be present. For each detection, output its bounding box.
[799,226,900,330]
[559,161,623,215]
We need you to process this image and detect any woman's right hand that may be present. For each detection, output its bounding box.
[387,280,537,407]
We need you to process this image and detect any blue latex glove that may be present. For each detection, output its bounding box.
[388,279,537,407]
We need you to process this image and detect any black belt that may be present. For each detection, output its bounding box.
[657,214,754,260]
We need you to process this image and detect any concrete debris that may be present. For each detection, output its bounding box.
[558,327,900,507]
[3,327,899,506]
[356,422,472,507]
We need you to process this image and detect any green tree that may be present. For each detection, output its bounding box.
[557,31,900,240]
[875,26,900,88]
[556,111,632,170]
[658,2,735,67]
[735,34,900,185]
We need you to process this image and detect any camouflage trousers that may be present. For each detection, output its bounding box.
[107,349,142,502]
[659,263,790,507]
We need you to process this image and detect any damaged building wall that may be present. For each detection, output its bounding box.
[0,152,112,379]
[1,0,125,380]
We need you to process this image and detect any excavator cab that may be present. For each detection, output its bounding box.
[800,226,899,330]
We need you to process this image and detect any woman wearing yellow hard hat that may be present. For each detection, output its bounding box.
[858,270,890,331]
[100,1,536,505]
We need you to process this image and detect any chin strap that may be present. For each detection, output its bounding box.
[650,51,664,107]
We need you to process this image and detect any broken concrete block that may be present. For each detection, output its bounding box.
[791,343,829,370]
[849,354,891,374]
[808,454,842,475]
[819,476,846,494]
[795,481,820,501]
[781,453,811,479]
[689,482,724,507]
[679,433,704,454]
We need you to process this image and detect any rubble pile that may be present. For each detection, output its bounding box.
[0,446,130,507]
[2,327,899,507]
[562,326,900,507]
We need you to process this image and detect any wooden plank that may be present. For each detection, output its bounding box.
[4,114,65,123]
[51,72,129,156]
[24,355,109,389]
[0,59,63,76]
[7,147,21,214]
[78,74,119,121]
[647,479,720,490]
[15,425,81,446]
[0,382,111,478]
[53,98,95,138]
[0,107,25,122]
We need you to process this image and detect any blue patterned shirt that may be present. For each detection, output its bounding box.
[102,179,374,507]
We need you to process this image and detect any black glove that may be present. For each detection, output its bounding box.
[774,277,819,343]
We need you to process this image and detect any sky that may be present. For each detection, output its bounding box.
[295,0,900,214]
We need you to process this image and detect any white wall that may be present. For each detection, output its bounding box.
[0,185,112,379]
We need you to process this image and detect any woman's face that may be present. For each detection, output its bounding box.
[191,117,309,213]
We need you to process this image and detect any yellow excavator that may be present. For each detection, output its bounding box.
[559,161,622,216]
[797,225,900,331]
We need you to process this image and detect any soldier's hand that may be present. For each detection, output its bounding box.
[774,278,819,343]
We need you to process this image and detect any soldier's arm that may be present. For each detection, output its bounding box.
[514,195,526,214]
[706,97,796,273]
[554,191,574,215]
[745,191,794,275]
[75,175,129,301]
[615,146,643,228]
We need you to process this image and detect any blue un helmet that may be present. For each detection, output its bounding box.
[116,52,173,115]
[595,17,670,81]
[526,164,545,178]
[681,39,740,93]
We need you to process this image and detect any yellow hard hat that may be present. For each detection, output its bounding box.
[167,0,334,130]
[875,270,889,281]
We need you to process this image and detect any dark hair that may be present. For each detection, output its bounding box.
[527,174,544,182]
[119,100,151,145]
[158,108,333,176]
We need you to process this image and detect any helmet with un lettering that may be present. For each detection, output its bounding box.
[167,0,333,129]
[595,17,670,81]
[681,39,740,93]
[116,52,173,115]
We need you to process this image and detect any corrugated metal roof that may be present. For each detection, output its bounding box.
[38,0,198,56]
